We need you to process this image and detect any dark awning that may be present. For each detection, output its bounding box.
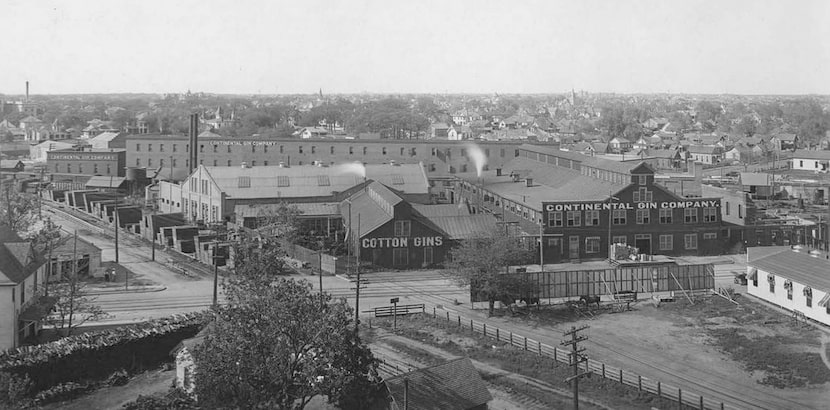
[19,296,58,322]
[747,267,758,280]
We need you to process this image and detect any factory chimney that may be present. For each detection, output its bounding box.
[188,113,199,174]
[25,81,29,102]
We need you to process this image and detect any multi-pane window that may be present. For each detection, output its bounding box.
[703,207,718,222]
[612,209,626,225]
[638,175,647,185]
[148,144,153,152]
[636,209,650,224]
[684,208,698,223]
[659,234,673,250]
[566,211,581,227]
[159,144,165,152]
[136,143,141,151]
[659,208,672,224]
[703,232,717,240]
[633,187,652,202]
[394,220,411,236]
[173,144,177,152]
[585,237,601,254]
[585,210,600,226]
[684,234,698,249]
[612,235,627,244]
[548,211,563,227]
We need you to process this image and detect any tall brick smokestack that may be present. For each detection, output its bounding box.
[25,81,29,102]
[188,113,199,174]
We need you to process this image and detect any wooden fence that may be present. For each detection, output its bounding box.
[428,306,733,410]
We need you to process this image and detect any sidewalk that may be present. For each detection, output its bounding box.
[85,284,167,296]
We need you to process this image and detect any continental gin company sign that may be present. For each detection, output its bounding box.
[544,199,720,212]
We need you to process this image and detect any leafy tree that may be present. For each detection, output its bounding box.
[193,277,380,409]
[41,266,107,336]
[443,227,535,316]
[0,188,37,234]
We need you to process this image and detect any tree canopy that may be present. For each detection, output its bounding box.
[193,238,380,409]
[443,227,535,316]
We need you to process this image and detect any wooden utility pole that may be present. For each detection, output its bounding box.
[354,214,362,333]
[562,325,592,410]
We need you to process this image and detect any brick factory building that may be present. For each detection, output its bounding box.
[455,144,727,263]
[46,148,126,177]
[125,134,526,181]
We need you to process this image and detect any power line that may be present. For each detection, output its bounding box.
[561,325,592,410]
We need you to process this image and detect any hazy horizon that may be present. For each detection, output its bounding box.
[2,0,828,96]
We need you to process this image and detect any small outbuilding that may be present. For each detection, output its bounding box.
[382,357,492,410]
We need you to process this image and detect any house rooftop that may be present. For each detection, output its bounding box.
[384,357,492,410]
[748,247,830,293]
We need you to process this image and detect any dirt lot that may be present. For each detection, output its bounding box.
[367,317,697,409]
[492,293,830,409]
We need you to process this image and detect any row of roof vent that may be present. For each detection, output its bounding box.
[791,245,828,258]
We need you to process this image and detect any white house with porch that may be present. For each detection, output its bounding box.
[746,247,830,327]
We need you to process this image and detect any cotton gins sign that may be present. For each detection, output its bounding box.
[361,236,443,249]
[545,200,720,212]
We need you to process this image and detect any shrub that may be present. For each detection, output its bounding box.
[0,372,34,409]
[34,381,93,405]
[122,388,198,410]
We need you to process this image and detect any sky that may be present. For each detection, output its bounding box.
[1,0,828,95]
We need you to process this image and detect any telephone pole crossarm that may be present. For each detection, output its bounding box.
[561,325,591,410]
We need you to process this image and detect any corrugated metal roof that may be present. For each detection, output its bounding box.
[749,247,830,292]
[412,204,471,218]
[459,156,626,208]
[793,149,830,161]
[428,214,497,239]
[85,176,126,188]
[385,357,492,410]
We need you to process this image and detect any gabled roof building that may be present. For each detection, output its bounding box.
[453,145,727,263]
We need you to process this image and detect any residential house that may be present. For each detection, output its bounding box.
[791,149,830,172]
[648,149,684,170]
[687,145,723,165]
[608,136,632,153]
[770,133,799,152]
[382,358,492,410]
[0,225,52,350]
[81,120,119,139]
[746,247,830,327]
[294,127,330,139]
[430,123,450,139]
[632,136,650,150]
[643,117,668,131]
[724,145,754,164]
[19,116,44,141]
[0,160,24,173]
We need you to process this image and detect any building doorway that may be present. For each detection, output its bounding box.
[568,236,580,259]
[547,237,563,263]
[635,234,652,254]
